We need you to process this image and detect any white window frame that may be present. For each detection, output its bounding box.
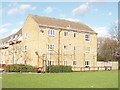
[63,45,68,50]
[73,32,77,38]
[48,44,55,51]
[85,34,90,41]
[24,32,28,39]
[64,31,68,37]
[85,46,91,53]
[73,60,77,66]
[73,46,77,51]
[4,52,6,56]
[85,60,90,67]
[63,60,67,66]
[48,29,55,37]
[24,45,27,52]
[47,60,54,66]
[24,60,27,65]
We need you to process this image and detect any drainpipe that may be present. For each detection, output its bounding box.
[58,30,62,65]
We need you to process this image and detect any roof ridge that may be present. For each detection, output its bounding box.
[31,14,95,32]
[31,14,86,25]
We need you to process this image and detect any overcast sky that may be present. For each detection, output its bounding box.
[0,2,118,39]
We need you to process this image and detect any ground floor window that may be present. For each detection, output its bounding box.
[47,60,54,66]
[73,60,77,66]
[24,60,27,65]
[85,60,90,67]
[63,60,67,66]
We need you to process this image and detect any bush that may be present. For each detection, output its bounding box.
[5,64,37,72]
[46,65,72,73]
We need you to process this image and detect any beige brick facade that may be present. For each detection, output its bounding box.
[0,14,97,68]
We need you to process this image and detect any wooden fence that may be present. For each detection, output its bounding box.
[72,66,112,72]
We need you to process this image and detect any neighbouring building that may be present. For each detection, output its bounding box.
[0,14,97,70]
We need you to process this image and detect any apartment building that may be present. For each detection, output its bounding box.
[0,14,97,68]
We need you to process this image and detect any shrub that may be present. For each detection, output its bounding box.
[46,65,72,73]
[5,64,37,72]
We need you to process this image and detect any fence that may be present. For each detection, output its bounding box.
[97,61,118,70]
[1,61,118,72]
[72,66,112,72]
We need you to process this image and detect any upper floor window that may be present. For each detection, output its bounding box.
[48,29,55,37]
[24,45,27,52]
[64,32,68,36]
[24,32,28,39]
[63,45,68,50]
[73,32,77,38]
[85,46,91,53]
[85,34,90,41]
[4,52,6,56]
[48,44,55,51]
[73,46,77,51]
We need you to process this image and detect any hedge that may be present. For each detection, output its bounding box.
[4,64,37,72]
[46,65,72,73]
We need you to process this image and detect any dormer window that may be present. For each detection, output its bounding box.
[13,35,18,41]
[67,25,71,29]
[48,29,55,37]
[19,34,22,37]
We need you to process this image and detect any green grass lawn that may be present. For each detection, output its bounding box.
[2,71,118,88]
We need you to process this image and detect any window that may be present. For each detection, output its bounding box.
[73,46,77,51]
[64,32,68,36]
[48,44,55,51]
[73,32,77,38]
[63,45,68,50]
[85,61,90,67]
[63,60,67,66]
[85,34,90,41]
[85,46,91,53]
[24,45,27,52]
[73,60,77,66]
[10,60,12,64]
[48,60,54,66]
[24,32,28,39]
[48,29,55,37]
[24,60,27,65]
[4,52,6,56]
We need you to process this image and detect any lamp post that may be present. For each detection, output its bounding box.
[35,51,39,67]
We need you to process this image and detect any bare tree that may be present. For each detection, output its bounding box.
[109,21,120,61]
[97,37,118,61]
[109,21,119,40]
[8,43,32,65]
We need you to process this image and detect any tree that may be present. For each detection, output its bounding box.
[109,21,120,61]
[8,42,32,65]
[97,37,118,61]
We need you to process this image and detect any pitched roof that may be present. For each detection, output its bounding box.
[0,15,97,43]
[31,14,96,34]
[0,29,22,43]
